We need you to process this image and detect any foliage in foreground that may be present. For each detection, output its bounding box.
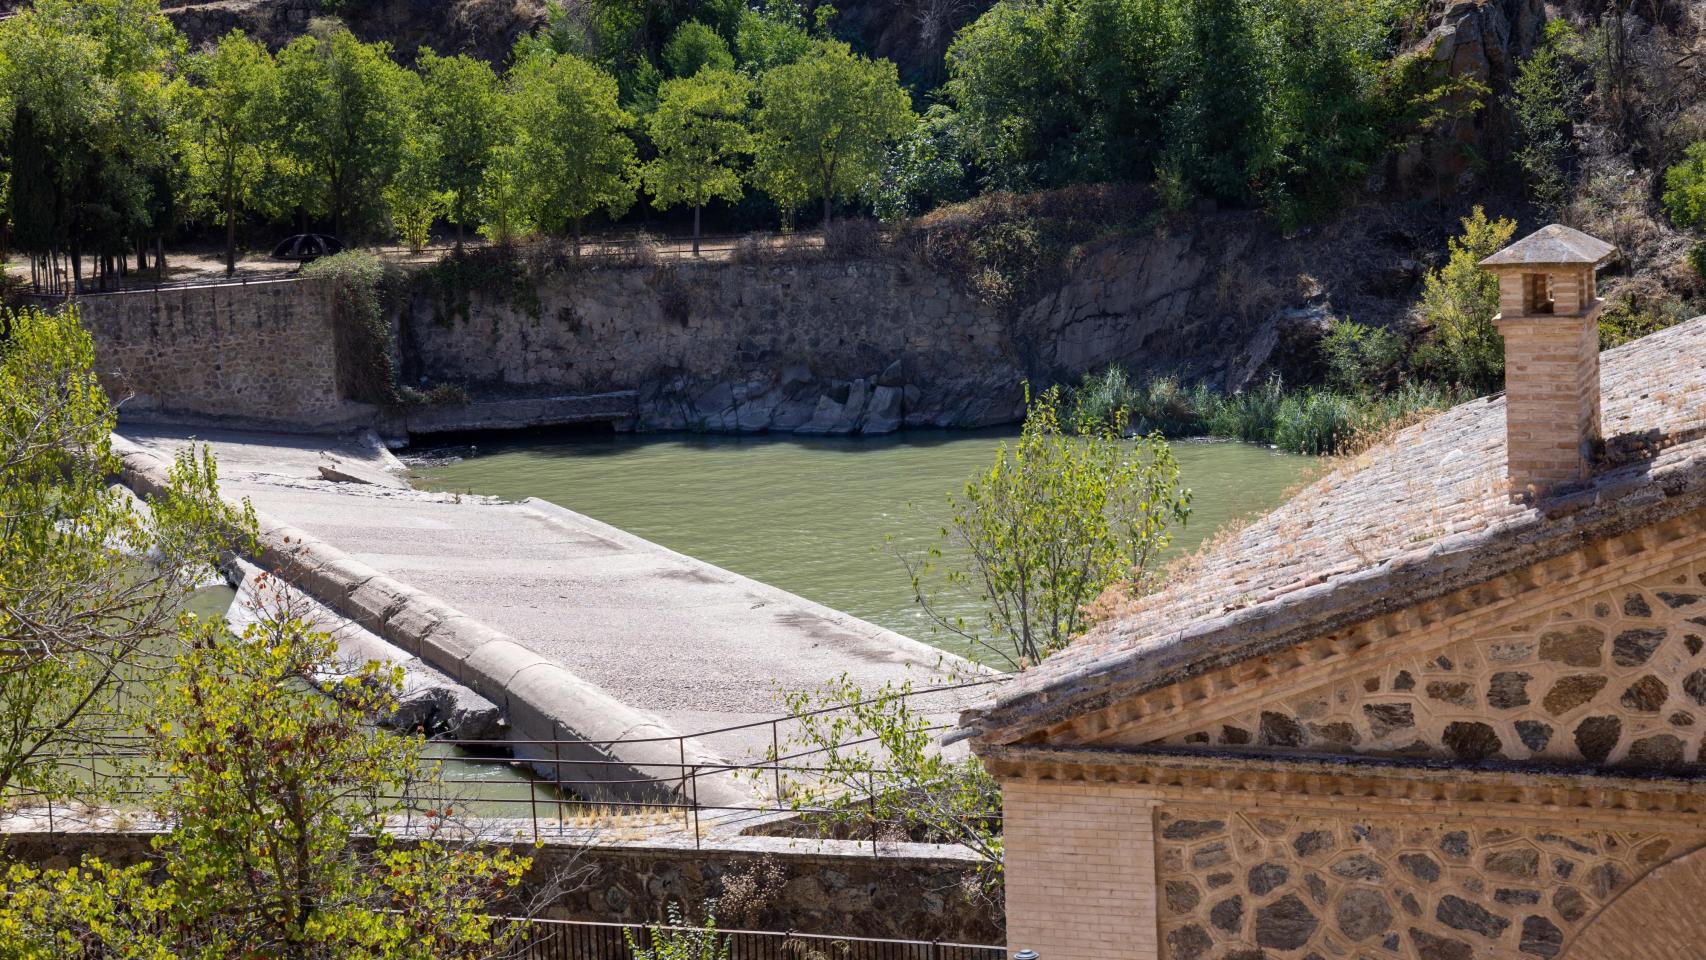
[0,305,252,800]
[905,387,1191,669]
[766,674,1003,876]
[0,591,534,959]
[624,902,732,960]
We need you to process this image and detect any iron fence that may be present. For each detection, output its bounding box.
[11,676,1009,851]
[518,917,1005,960]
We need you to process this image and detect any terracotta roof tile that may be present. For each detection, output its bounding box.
[960,315,1706,744]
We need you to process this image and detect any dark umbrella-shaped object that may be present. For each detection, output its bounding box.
[271,233,345,263]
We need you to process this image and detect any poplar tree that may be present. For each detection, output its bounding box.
[753,40,914,227]
[642,68,752,254]
[183,30,275,274]
[507,51,638,253]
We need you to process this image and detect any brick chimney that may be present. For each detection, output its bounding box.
[1479,224,1618,500]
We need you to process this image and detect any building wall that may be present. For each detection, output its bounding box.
[1156,553,1706,771]
[1151,802,1696,960]
[1003,780,1158,960]
[64,278,365,431]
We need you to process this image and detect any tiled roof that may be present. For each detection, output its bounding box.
[1479,224,1617,267]
[959,315,1706,745]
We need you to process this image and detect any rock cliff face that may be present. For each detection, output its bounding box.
[393,213,1416,435]
[1388,0,1547,198]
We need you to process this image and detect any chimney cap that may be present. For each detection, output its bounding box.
[1479,223,1617,269]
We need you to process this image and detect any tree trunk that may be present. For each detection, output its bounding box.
[156,235,165,281]
[455,216,465,252]
[574,218,583,259]
[822,193,832,229]
[692,204,701,257]
[225,193,238,275]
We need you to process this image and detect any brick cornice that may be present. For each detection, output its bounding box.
[984,743,1706,828]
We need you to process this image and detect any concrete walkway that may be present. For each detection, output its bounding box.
[117,426,984,802]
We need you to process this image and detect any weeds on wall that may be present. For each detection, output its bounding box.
[898,184,1154,310]
[413,246,543,328]
[302,251,401,406]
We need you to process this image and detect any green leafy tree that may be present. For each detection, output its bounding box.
[144,593,534,957]
[1510,20,1586,218]
[475,142,534,245]
[0,588,536,958]
[1167,0,1267,205]
[906,387,1192,668]
[416,50,508,247]
[766,675,1003,873]
[0,304,250,798]
[182,30,276,274]
[507,51,638,251]
[1414,206,1517,392]
[0,0,184,291]
[1663,142,1706,234]
[753,40,914,226]
[662,20,734,77]
[642,68,753,254]
[271,21,413,238]
[866,103,976,221]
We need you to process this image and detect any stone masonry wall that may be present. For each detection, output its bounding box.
[1161,555,1706,771]
[1153,805,1694,960]
[0,827,1001,944]
[67,278,365,431]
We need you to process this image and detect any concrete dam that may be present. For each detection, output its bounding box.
[115,426,983,814]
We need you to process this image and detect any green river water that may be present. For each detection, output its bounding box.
[407,430,1309,661]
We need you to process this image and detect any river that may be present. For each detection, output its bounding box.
[407,430,1309,662]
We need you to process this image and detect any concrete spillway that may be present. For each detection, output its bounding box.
[115,427,982,809]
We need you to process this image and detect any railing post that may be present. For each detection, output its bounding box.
[690,765,701,850]
[771,721,782,802]
[552,725,565,836]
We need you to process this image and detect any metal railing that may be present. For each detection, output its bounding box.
[517,917,1005,960]
[10,676,1009,851]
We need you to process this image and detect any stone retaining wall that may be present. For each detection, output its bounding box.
[0,826,1002,944]
[393,231,1310,436]
[65,278,369,431]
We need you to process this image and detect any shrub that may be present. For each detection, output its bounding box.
[1663,142,1706,232]
[302,250,400,405]
[1412,206,1516,393]
[1320,318,1405,393]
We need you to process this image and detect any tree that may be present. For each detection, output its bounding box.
[905,387,1192,669]
[1664,142,1706,280]
[766,675,1003,875]
[272,21,412,238]
[0,304,250,798]
[642,69,752,254]
[475,143,533,245]
[1510,20,1586,219]
[416,50,508,248]
[753,40,914,227]
[1663,142,1706,234]
[0,0,185,292]
[0,585,538,958]
[183,30,275,274]
[662,20,734,77]
[507,51,638,252]
[1413,206,1517,392]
